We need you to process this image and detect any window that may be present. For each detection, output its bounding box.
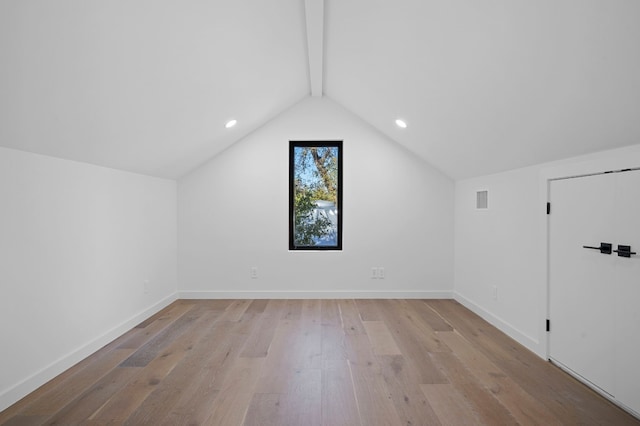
[289,141,343,250]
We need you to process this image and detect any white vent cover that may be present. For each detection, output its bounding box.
[476,190,488,209]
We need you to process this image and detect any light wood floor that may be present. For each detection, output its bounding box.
[1,299,638,425]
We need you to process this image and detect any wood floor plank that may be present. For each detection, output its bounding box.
[245,299,269,315]
[435,331,509,379]
[158,373,222,425]
[437,330,563,425]
[378,354,442,425]
[256,319,322,393]
[43,365,139,424]
[134,301,185,329]
[321,323,347,360]
[343,331,378,369]
[20,348,135,416]
[239,316,279,358]
[337,299,366,335]
[159,320,248,425]
[425,299,518,360]
[348,360,403,426]
[0,344,131,423]
[321,299,341,326]
[429,301,640,425]
[238,300,287,358]
[159,377,220,426]
[502,357,639,425]
[429,351,471,384]
[408,299,454,331]
[251,320,297,394]
[278,368,322,426]
[301,299,322,324]
[250,369,322,426]
[321,359,361,426]
[89,311,216,423]
[454,378,519,425]
[320,301,347,361]
[193,298,236,312]
[343,332,403,426]
[122,313,229,425]
[262,299,288,318]
[115,318,178,351]
[373,300,448,384]
[286,319,323,369]
[217,299,253,322]
[354,299,380,321]
[431,343,556,426]
[421,383,484,426]
[429,346,520,425]
[0,415,48,426]
[117,301,195,349]
[202,357,266,425]
[362,320,402,355]
[114,310,222,424]
[235,310,266,337]
[243,393,283,426]
[381,299,451,353]
[204,312,263,392]
[119,307,200,367]
[282,299,303,320]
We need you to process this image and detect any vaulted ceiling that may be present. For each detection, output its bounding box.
[2,0,639,180]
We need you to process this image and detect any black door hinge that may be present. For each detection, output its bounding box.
[546,319,550,332]
[546,202,551,215]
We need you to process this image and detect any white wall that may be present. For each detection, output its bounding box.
[178,97,454,298]
[0,147,177,411]
[455,165,543,353]
[454,143,640,358]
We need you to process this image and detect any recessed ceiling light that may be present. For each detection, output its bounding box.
[395,119,407,128]
[225,119,237,129]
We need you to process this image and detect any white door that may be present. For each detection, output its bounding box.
[549,169,640,416]
[612,170,640,413]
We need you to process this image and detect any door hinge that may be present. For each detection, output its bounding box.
[546,202,551,215]
[546,319,550,332]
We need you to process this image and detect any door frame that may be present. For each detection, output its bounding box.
[543,164,640,360]
[541,161,640,416]
[538,150,640,361]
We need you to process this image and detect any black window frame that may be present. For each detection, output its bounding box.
[289,140,343,251]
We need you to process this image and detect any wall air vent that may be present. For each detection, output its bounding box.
[476,190,488,209]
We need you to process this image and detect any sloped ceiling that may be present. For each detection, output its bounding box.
[2,0,640,180]
[0,0,309,178]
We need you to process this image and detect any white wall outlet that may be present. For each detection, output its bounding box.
[144,280,150,294]
[371,267,385,279]
[250,267,258,279]
[492,285,498,300]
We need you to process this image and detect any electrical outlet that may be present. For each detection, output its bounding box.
[250,267,258,279]
[371,267,385,279]
[492,285,498,300]
[144,280,150,294]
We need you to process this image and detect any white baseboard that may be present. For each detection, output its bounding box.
[453,292,543,358]
[179,290,454,299]
[0,292,178,413]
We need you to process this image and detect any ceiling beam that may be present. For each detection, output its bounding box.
[304,0,324,97]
